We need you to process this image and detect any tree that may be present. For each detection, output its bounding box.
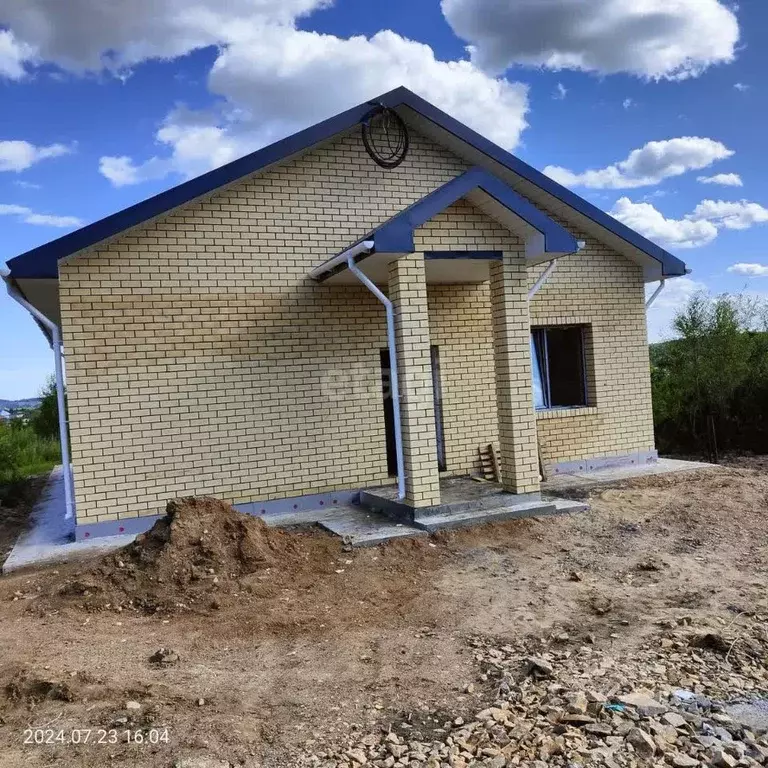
[651,290,768,457]
[30,375,61,441]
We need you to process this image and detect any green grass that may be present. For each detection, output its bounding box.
[0,421,60,505]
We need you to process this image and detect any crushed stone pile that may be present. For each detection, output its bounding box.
[51,496,327,614]
[302,614,768,768]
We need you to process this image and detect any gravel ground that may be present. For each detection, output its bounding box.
[0,459,766,767]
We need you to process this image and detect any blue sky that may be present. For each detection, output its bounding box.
[1,0,766,399]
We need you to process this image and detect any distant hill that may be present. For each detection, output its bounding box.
[0,398,41,411]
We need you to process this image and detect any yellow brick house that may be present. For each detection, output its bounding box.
[3,88,688,540]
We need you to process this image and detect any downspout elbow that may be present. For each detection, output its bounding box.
[528,259,558,301]
[645,279,666,309]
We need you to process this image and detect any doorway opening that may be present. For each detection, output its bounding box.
[380,346,446,476]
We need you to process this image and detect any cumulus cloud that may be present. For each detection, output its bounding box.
[0,203,82,228]
[99,26,530,185]
[0,0,330,72]
[554,82,567,100]
[0,29,34,79]
[734,82,749,92]
[688,199,768,230]
[210,27,528,146]
[611,198,718,249]
[611,197,768,250]
[0,140,73,172]
[441,0,739,80]
[697,173,743,187]
[544,137,733,190]
[99,107,258,185]
[645,276,708,342]
[728,263,768,277]
[4,1,531,187]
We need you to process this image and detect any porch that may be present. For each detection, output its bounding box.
[308,167,580,511]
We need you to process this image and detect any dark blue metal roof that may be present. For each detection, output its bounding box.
[361,166,577,255]
[7,86,687,280]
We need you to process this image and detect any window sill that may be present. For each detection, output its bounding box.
[536,406,598,420]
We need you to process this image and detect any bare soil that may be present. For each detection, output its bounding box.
[0,475,47,567]
[0,461,766,767]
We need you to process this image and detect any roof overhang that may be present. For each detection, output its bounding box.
[309,167,578,285]
[393,96,687,282]
[5,86,688,328]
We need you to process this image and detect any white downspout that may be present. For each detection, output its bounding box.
[343,247,406,501]
[528,259,558,300]
[1,268,75,520]
[645,279,666,309]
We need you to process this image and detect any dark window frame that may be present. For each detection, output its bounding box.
[531,324,590,410]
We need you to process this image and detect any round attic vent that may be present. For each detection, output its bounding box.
[361,104,409,169]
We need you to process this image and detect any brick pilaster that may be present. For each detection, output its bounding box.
[489,250,540,493]
[389,253,441,507]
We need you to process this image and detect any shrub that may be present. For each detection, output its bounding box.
[29,375,61,441]
[0,420,61,506]
[651,291,768,458]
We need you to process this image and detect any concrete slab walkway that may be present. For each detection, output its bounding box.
[2,457,718,572]
[542,457,715,493]
[3,467,133,573]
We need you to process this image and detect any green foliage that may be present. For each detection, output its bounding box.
[0,420,61,505]
[651,291,768,457]
[30,375,61,440]
[0,376,64,505]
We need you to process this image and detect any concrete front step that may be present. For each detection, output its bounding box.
[317,510,427,547]
[259,495,588,546]
[360,486,557,525]
[414,497,588,533]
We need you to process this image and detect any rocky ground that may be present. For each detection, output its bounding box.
[304,615,768,768]
[0,458,766,767]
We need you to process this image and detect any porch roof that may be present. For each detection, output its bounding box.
[309,167,579,285]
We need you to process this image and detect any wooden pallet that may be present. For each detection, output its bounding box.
[478,443,500,482]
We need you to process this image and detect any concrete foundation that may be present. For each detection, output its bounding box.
[3,457,717,570]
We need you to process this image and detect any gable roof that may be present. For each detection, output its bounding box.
[310,166,579,282]
[6,86,687,281]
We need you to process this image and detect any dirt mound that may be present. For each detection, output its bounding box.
[3,668,77,708]
[122,496,288,582]
[49,496,337,615]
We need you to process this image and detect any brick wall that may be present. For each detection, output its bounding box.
[60,129,654,523]
[528,244,655,469]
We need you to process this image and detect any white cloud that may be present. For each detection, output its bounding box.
[99,26,530,185]
[611,198,718,249]
[689,199,768,230]
[554,82,567,99]
[0,203,82,228]
[611,197,768,250]
[728,263,768,277]
[4,2,531,186]
[441,0,740,80]
[0,140,73,172]
[734,82,749,92]
[645,276,707,342]
[0,29,34,79]
[544,137,733,189]
[697,172,743,187]
[623,97,635,110]
[13,180,42,190]
[0,0,330,72]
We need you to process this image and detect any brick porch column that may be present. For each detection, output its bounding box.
[489,250,540,494]
[389,253,441,507]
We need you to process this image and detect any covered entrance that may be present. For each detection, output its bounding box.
[308,166,579,509]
